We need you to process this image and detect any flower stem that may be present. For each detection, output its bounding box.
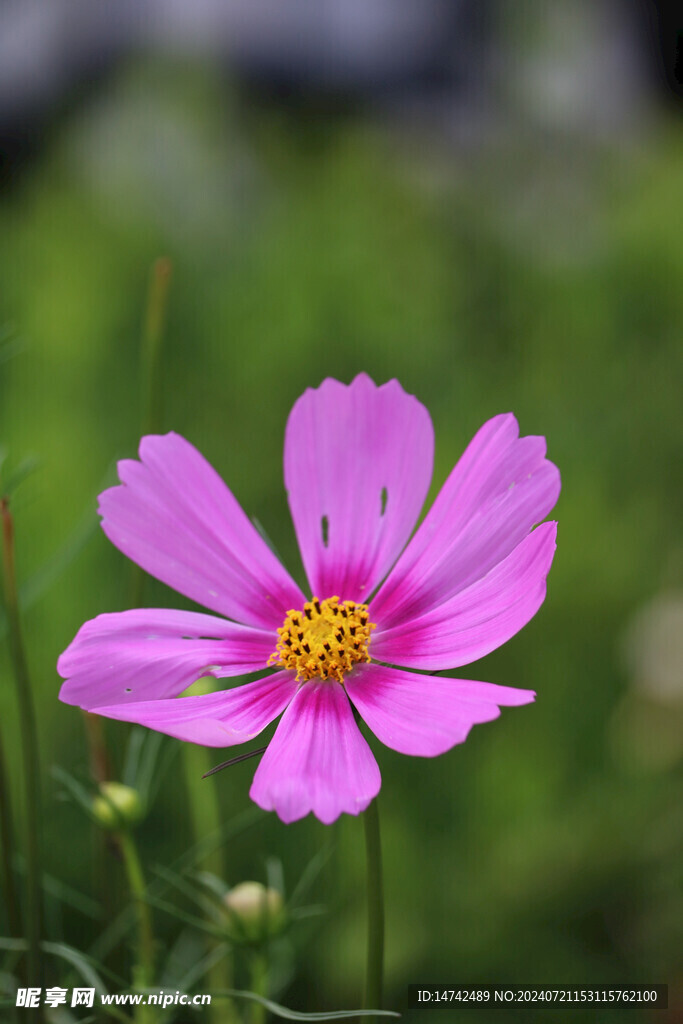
[249,951,268,1024]
[184,743,238,1024]
[131,256,172,609]
[0,728,21,941]
[362,798,384,1023]
[81,710,112,785]
[183,676,240,1023]
[118,830,156,1023]
[183,739,225,880]
[1,497,44,1014]
[140,256,172,439]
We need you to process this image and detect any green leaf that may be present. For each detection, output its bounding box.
[42,872,102,919]
[121,725,146,788]
[217,990,400,1021]
[19,505,99,610]
[1,455,41,496]
[151,864,223,921]
[251,515,284,561]
[145,894,225,939]
[51,765,98,822]
[174,806,262,874]
[139,733,175,807]
[121,724,175,809]
[194,870,229,901]
[288,905,327,922]
[289,843,334,909]
[0,939,129,1023]
[42,941,107,992]
[175,942,232,992]
[0,466,114,635]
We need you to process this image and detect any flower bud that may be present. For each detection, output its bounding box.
[91,782,143,830]
[223,882,285,943]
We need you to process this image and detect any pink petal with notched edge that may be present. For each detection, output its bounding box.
[284,374,434,603]
[98,433,305,629]
[249,679,381,824]
[58,608,275,709]
[85,671,298,747]
[371,414,560,628]
[345,663,534,757]
[372,521,557,671]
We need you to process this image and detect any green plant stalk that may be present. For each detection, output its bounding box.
[131,256,172,610]
[0,728,21,941]
[1,498,44,1017]
[141,257,172,438]
[81,708,121,896]
[82,710,112,785]
[82,700,126,986]
[249,951,269,1024]
[182,712,226,885]
[183,709,238,1024]
[362,799,384,1024]
[118,830,156,1024]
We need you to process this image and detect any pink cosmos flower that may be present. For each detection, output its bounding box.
[58,375,560,824]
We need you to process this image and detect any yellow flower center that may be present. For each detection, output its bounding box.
[269,596,376,683]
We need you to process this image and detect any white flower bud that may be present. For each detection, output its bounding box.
[223,882,285,943]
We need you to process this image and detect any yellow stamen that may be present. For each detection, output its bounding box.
[269,596,375,683]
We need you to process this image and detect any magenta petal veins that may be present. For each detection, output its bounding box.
[345,664,535,758]
[90,671,299,747]
[99,432,305,629]
[249,680,381,824]
[284,374,434,602]
[371,522,557,671]
[58,608,275,708]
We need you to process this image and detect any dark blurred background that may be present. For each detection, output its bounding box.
[0,1,681,1021]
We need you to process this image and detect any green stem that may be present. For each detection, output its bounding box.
[81,710,112,785]
[0,728,21,941]
[1,498,44,1018]
[140,256,172,439]
[131,256,172,611]
[118,830,155,1023]
[362,798,384,1023]
[183,744,225,880]
[82,707,125,984]
[249,951,268,1024]
[184,712,239,1024]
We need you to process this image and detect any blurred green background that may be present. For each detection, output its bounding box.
[0,9,682,1022]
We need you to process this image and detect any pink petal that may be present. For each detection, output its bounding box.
[372,521,557,670]
[345,663,534,757]
[284,374,433,602]
[87,671,298,747]
[372,414,560,628]
[249,679,381,824]
[98,433,305,629]
[58,608,275,709]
